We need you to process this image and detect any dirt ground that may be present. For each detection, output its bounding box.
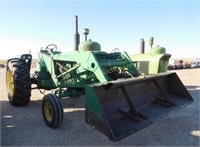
[1,68,200,146]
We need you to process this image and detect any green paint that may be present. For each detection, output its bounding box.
[34,42,140,98]
[130,46,171,75]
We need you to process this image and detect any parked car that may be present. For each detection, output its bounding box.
[175,63,183,69]
[183,63,191,69]
[191,62,200,68]
[168,64,176,70]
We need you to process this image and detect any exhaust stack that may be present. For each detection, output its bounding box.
[140,38,145,53]
[74,15,80,51]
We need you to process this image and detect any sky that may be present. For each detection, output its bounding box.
[0,0,199,59]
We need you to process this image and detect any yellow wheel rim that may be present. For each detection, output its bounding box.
[44,101,53,121]
[6,69,14,96]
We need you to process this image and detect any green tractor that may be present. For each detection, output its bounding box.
[6,16,193,141]
[130,37,171,75]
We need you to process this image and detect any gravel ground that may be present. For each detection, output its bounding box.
[1,68,200,146]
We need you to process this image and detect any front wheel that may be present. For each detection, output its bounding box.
[42,94,64,128]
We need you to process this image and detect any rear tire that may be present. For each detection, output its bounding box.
[6,59,31,106]
[42,94,64,128]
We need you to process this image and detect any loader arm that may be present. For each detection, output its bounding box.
[52,51,141,84]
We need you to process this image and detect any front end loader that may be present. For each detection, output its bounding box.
[6,16,193,141]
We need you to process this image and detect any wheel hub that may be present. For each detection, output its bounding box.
[6,69,14,96]
[44,101,53,121]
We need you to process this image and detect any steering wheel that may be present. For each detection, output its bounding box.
[111,48,120,53]
[45,44,58,52]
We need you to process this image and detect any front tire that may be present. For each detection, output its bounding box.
[6,59,31,106]
[42,94,64,128]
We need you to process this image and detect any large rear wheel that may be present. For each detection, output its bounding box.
[42,94,64,128]
[6,59,31,106]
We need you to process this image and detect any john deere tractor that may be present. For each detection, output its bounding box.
[130,37,171,75]
[6,16,193,141]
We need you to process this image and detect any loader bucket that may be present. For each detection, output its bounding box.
[85,72,193,141]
